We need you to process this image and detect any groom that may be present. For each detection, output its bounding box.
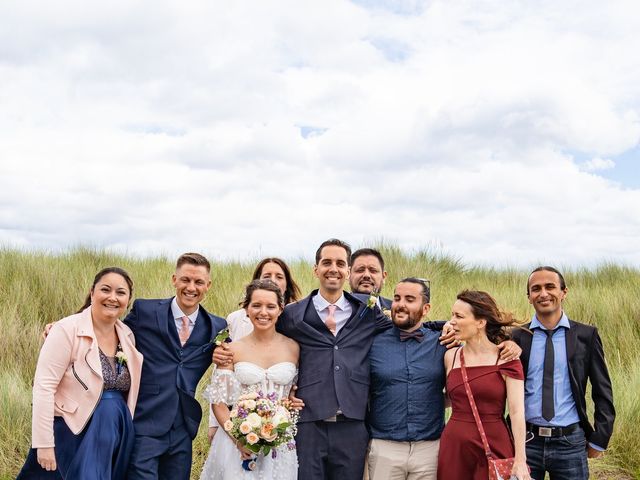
[126,253,227,480]
[276,239,392,479]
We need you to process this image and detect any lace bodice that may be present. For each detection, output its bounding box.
[204,361,298,405]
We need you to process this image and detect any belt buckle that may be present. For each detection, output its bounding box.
[538,426,553,437]
[324,415,337,423]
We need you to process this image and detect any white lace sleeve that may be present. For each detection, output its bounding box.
[203,368,241,405]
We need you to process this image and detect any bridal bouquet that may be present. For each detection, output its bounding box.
[223,390,299,471]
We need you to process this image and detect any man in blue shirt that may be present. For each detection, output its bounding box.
[512,266,615,480]
[368,278,446,480]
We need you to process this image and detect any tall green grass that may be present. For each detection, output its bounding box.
[1,247,638,479]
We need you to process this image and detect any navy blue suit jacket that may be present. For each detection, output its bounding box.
[277,290,391,423]
[379,296,392,310]
[124,298,227,439]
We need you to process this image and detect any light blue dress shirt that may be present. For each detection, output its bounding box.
[525,312,603,450]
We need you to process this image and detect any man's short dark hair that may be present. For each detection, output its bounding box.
[527,266,566,294]
[350,248,385,271]
[398,277,431,303]
[176,252,211,272]
[315,239,352,265]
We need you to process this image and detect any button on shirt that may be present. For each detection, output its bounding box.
[369,326,447,441]
[312,293,352,335]
[171,297,199,336]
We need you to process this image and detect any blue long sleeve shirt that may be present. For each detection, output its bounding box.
[368,325,446,441]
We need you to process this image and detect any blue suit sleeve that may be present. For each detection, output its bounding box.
[124,300,139,332]
[276,309,293,336]
[423,320,446,331]
[373,306,392,333]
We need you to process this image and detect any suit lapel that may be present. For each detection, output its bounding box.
[156,299,180,355]
[289,293,333,344]
[182,308,215,362]
[304,296,335,341]
[380,296,392,310]
[565,318,578,377]
[336,293,365,340]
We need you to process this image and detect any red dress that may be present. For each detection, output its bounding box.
[437,358,524,480]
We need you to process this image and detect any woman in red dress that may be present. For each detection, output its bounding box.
[437,290,530,480]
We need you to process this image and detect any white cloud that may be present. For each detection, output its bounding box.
[1,0,640,268]
[581,157,616,172]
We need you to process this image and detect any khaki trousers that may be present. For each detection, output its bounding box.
[368,438,440,480]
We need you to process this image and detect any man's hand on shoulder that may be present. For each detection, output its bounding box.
[212,342,233,367]
[42,322,55,340]
[439,321,461,349]
[497,340,522,362]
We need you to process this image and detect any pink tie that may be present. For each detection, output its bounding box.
[326,305,337,336]
[179,316,191,346]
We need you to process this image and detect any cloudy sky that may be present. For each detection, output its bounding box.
[1,0,639,267]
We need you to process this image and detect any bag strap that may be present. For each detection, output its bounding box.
[459,348,494,458]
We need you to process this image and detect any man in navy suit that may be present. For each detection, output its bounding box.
[276,239,393,480]
[349,248,392,309]
[126,253,227,480]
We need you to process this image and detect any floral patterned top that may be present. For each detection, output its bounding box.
[99,346,131,392]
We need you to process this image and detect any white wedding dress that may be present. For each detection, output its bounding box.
[200,361,299,480]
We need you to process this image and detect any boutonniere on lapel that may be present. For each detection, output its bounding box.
[360,290,380,318]
[214,327,231,346]
[366,291,379,309]
[382,308,392,319]
[115,344,127,375]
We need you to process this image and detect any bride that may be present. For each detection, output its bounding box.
[200,279,300,480]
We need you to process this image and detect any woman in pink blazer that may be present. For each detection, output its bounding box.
[17,267,143,480]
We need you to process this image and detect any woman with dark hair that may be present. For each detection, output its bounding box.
[437,290,530,480]
[226,258,301,341]
[200,279,300,480]
[17,267,143,480]
[207,259,301,444]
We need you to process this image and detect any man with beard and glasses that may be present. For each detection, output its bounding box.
[367,278,446,480]
[349,248,391,309]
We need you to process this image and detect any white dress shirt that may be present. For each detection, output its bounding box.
[312,292,353,335]
[171,297,199,336]
[226,308,253,340]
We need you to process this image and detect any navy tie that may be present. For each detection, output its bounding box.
[542,328,557,421]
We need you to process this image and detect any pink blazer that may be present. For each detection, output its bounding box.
[31,307,143,448]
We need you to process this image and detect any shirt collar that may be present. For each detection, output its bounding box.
[171,297,199,324]
[314,291,349,311]
[530,311,570,331]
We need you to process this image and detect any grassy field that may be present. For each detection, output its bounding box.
[1,246,638,479]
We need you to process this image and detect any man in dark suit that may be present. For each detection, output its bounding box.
[277,239,392,480]
[126,253,227,480]
[511,266,615,480]
[349,247,391,309]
